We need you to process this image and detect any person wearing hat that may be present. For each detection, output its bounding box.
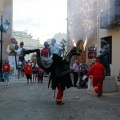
[91,58,106,97]
[6,38,19,76]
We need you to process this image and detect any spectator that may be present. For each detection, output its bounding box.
[79,60,88,88]
[24,62,32,83]
[32,62,38,82]
[17,59,22,79]
[21,60,26,77]
[38,67,43,83]
[72,60,80,87]
[2,60,10,85]
[87,62,94,90]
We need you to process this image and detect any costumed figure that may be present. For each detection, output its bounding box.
[97,39,111,76]
[91,59,106,97]
[18,42,26,62]
[50,39,60,56]
[6,38,19,76]
[23,43,83,105]
[41,41,50,77]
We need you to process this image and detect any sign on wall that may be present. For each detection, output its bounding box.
[88,51,96,59]
[88,46,97,59]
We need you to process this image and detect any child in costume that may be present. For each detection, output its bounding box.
[2,60,10,85]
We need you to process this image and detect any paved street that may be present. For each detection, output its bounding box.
[0,75,120,120]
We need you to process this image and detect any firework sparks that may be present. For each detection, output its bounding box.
[72,39,76,47]
[83,38,88,51]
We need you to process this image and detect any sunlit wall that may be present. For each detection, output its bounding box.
[0,0,13,60]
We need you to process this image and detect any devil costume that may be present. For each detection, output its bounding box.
[49,54,73,104]
[23,45,82,105]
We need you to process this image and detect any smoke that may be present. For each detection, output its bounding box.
[67,0,108,43]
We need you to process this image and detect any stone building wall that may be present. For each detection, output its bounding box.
[0,0,13,60]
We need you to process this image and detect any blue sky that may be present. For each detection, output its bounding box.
[13,0,67,44]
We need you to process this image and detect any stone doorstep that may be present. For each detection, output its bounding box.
[90,76,119,93]
[115,77,120,92]
[103,76,118,93]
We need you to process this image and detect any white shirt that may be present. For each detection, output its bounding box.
[6,43,19,54]
[72,63,80,72]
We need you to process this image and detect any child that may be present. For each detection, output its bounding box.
[24,61,32,83]
[38,67,43,83]
[2,60,10,85]
[17,60,22,79]
[21,60,26,77]
[32,62,38,82]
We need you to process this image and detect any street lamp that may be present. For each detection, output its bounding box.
[0,15,10,82]
[60,38,66,56]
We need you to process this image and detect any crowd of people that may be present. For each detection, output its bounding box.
[2,37,107,105]
[72,59,106,97]
[3,38,61,84]
[2,38,44,85]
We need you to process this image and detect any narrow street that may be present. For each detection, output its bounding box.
[0,76,120,120]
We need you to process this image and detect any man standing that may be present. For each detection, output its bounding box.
[79,60,88,88]
[91,59,106,97]
[6,38,19,76]
[72,60,79,87]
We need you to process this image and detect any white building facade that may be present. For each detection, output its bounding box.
[12,30,43,61]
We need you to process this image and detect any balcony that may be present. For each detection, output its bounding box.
[100,6,120,29]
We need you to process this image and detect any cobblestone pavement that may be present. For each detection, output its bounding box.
[0,75,120,120]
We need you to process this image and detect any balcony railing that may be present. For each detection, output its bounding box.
[100,6,120,29]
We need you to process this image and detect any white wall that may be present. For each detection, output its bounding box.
[99,27,120,76]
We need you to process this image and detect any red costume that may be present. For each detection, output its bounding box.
[2,64,10,74]
[41,48,49,57]
[91,59,105,96]
[24,64,32,74]
[56,84,64,104]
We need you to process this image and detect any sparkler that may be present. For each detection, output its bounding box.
[83,38,88,51]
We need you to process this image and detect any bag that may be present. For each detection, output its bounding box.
[82,75,87,80]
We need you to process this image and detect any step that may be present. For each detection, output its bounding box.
[103,76,118,93]
[115,78,120,92]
